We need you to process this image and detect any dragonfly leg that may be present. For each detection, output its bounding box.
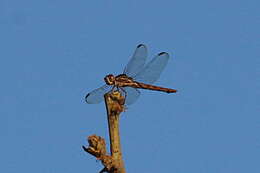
[111,85,116,92]
[120,87,127,100]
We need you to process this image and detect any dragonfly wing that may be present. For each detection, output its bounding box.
[123,44,148,77]
[123,87,141,105]
[85,85,111,104]
[133,52,169,84]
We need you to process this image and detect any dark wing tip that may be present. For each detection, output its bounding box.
[137,44,146,48]
[85,93,90,103]
[158,52,168,56]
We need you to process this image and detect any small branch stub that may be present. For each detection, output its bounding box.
[82,135,115,171]
[82,135,106,159]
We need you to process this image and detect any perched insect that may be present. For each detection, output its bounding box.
[85,44,177,105]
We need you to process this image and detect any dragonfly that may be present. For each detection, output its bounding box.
[85,44,177,105]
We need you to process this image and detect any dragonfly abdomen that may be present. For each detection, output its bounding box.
[135,82,177,93]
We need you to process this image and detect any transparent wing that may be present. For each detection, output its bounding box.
[133,52,169,84]
[123,87,141,105]
[85,85,111,104]
[123,44,148,77]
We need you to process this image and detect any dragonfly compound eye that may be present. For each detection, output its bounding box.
[104,74,115,85]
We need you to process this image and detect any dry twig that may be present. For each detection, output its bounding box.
[83,91,126,173]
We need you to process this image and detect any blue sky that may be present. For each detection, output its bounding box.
[1,0,259,172]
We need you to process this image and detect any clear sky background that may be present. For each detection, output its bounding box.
[1,0,259,172]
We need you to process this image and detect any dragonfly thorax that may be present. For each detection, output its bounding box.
[104,74,116,85]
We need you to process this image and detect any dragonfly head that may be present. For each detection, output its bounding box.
[104,74,115,85]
